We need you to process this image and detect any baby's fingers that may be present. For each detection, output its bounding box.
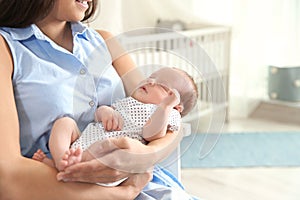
[111,116,120,130]
[102,119,111,131]
[117,115,124,130]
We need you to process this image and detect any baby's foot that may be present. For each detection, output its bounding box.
[32,149,47,162]
[33,149,55,167]
[57,148,83,171]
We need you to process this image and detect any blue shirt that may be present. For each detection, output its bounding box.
[0,22,125,157]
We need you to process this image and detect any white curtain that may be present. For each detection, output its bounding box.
[90,0,300,118]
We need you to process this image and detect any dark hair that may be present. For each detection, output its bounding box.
[0,0,98,28]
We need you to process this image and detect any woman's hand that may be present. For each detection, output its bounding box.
[121,171,153,195]
[57,137,153,183]
[57,132,180,183]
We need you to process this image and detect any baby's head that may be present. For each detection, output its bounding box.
[133,67,198,117]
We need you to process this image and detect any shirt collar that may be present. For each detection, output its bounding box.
[9,25,36,41]
[71,22,89,41]
[9,22,89,41]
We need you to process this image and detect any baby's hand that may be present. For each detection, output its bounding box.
[95,106,123,131]
[161,89,180,108]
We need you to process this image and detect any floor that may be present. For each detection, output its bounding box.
[181,117,300,200]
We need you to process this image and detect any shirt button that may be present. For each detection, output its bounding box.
[89,100,95,107]
[80,69,86,75]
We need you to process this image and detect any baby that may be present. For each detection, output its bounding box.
[33,67,198,185]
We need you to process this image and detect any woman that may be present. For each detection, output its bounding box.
[0,0,196,199]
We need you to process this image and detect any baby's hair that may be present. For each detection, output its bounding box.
[177,68,199,98]
[173,68,199,117]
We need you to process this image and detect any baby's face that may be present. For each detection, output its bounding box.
[132,67,185,105]
[133,80,170,104]
[148,68,185,90]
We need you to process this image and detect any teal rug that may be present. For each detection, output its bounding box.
[180,132,300,168]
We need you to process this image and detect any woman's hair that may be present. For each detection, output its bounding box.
[0,0,98,28]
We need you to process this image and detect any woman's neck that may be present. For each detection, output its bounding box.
[36,20,74,52]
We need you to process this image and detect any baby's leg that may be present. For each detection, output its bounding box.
[32,149,55,168]
[49,117,81,171]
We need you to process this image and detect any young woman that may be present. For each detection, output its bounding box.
[0,0,198,199]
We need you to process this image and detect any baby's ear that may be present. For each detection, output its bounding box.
[174,104,184,113]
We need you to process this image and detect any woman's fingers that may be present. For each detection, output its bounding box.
[57,159,130,183]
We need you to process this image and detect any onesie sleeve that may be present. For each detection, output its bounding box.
[167,109,181,132]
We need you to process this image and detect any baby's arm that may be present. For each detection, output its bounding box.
[94,105,124,131]
[142,89,180,141]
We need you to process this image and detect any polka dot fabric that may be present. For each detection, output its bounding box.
[71,97,181,150]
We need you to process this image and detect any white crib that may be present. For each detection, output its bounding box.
[116,27,231,179]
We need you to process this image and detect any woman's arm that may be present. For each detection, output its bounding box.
[97,30,145,96]
[58,130,182,182]
[0,35,148,200]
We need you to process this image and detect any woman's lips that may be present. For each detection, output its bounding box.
[75,0,89,9]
